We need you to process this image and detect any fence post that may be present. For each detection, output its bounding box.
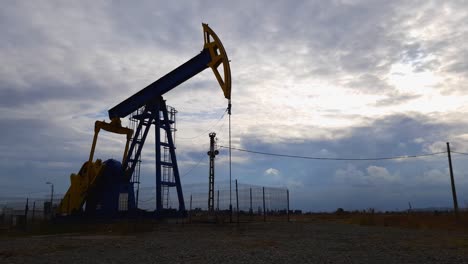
[263,187,266,222]
[24,198,29,230]
[189,194,192,223]
[446,142,459,221]
[236,179,239,224]
[287,189,290,222]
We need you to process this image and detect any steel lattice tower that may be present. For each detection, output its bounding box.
[207,132,218,212]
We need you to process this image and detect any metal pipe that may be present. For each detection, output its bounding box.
[446,142,459,220]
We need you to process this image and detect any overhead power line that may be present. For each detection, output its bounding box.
[219,146,447,161]
[177,108,228,140]
[452,151,468,156]
[180,154,209,178]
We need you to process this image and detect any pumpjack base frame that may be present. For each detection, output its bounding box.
[124,96,185,214]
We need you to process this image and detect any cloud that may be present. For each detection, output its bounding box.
[366,165,399,182]
[375,92,421,107]
[420,168,449,185]
[334,164,365,185]
[334,164,399,186]
[423,141,447,153]
[264,168,280,176]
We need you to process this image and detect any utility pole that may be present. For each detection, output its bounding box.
[228,102,232,223]
[207,132,219,212]
[24,198,29,229]
[446,142,459,220]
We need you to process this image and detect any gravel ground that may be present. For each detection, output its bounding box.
[1,221,468,263]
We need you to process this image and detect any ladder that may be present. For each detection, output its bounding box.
[161,106,177,209]
[124,97,185,214]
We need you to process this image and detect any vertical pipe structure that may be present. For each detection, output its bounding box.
[446,142,459,220]
[208,132,218,212]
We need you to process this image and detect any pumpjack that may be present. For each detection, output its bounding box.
[58,24,231,217]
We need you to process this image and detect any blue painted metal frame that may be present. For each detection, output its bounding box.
[123,97,185,214]
[155,101,162,211]
[108,49,211,119]
[160,99,185,212]
[122,103,157,180]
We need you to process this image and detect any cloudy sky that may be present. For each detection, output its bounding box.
[1,0,468,211]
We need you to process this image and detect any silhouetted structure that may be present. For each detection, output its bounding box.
[207,132,219,212]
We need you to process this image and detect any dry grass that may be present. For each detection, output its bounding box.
[1,218,160,237]
[291,211,468,232]
[3,211,468,237]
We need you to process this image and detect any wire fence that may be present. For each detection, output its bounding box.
[137,180,290,222]
[0,180,289,228]
[0,196,61,228]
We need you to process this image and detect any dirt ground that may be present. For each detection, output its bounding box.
[1,220,468,264]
